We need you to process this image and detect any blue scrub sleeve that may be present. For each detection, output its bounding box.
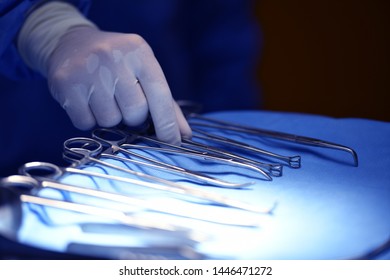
[0,0,91,80]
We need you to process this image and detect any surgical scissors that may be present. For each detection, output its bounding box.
[91,128,257,187]
[178,101,358,167]
[16,162,261,227]
[62,138,274,214]
[116,129,273,181]
[0,175,196,235]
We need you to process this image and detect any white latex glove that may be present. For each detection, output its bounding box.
[47,26,191,144]
[18,2,191,144]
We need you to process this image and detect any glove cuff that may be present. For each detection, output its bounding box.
[17,1,97,77]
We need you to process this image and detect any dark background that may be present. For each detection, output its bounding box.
[255,0,389,121]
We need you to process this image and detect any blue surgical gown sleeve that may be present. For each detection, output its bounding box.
[0,0,91,80]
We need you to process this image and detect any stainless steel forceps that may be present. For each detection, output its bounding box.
[62,137,274,214]
[117,129,273,181]
[16,162,260,227]
[0,174,196,236]
[91,128,255,187]
[178,102,358,167]
[189,128,301,169]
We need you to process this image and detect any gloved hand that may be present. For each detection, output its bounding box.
[47,26,191,144]
[17,1,191,144]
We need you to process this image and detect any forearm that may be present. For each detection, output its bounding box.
[17,1,96,77]
[0,0,91,80]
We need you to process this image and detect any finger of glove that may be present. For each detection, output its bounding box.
[57,84,96,130]
[114,76,149,127]
[173,101,192,139]
[88,66,122,127]
[132,46,181,144]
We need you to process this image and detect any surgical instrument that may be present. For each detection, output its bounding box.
[117,129,273,181]
[0,175,197,237]
[187,115,359,167]
[190,128,301,168]
[64,137,254,189]
[17,162,261,227]
[176,100,358,166]
[66,241,205,260]
[62,139,274,213]
[181,137,284,177]
[92,128,258,187]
